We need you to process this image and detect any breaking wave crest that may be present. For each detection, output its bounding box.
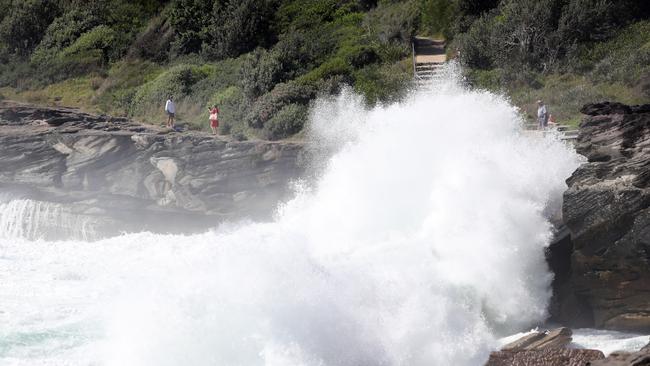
[0,68,581,365]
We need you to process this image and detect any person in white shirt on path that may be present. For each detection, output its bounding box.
[537,100,548,130]
[165,96,176,129]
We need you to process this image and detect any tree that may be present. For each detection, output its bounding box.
[0,0,60,57]
[204,0,275,59]
[168,0,212,55]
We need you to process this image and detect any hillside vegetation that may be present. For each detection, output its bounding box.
[0,0,421,140]
[0,0,647,138]
[443,0,650,126]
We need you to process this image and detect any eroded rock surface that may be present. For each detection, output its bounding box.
[485,348,605,366]
[589,342,650,366]
[0,101,306,238]
[501,328,573,351]
[560,102,650,331]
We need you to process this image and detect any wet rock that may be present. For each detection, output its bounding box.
[486,348,605,366]
[560,102,650,332]
[501,328,573,351]
[588,342,650,365]
[580,102,632,116]
[0,101,306,238]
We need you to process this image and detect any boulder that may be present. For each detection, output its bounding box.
[559,102,650,331]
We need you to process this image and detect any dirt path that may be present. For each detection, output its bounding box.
[414,37,446,64]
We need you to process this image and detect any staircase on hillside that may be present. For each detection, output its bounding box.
[412,37,446,88]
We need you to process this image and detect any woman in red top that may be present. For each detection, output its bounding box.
[208,105,219,135]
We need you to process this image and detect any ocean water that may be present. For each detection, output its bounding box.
[0,68,622,366]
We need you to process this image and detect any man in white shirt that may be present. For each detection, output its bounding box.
[537,100,548,130]
[165,96,176,129]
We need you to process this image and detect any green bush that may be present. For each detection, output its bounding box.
[465,68,502,91]
[245,81,316,129]
[363,0,419,45]
[263,103,309,140]
[31,25,122,81]
[129,64,211,118]
[31,9,102,66]
[0,0,59,57]
[204,0,275,59]
[127,15,173,62]
[577,21,650,86]
[60,26,118,63]
[353,62,411,105]
[274,0,341,32]
[240,48,284,99]
[170,0,274,60]
[453,13,495,70]
[168,0,212,55]
[420,0,457,37]
[93,60,163,114]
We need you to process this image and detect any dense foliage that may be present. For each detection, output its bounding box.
[423,0,649,124]
[0,0,647,136]
[0,0,419,139]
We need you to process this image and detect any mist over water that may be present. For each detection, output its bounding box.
[0,69,583,365]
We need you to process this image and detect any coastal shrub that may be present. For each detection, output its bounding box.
[363,0,419,46]
[93,60,163,114]
[168,0,212,55]
[126,15,173,62]
[206,86,248,135]
[274,0,341,32]
[465,68,502,91]
[204,0,275,59]
[580,21,650,86]
[420,0,457,37]
[297,57,353,86]
[170,0,274,59]
[60,26,119,64]
[129,64,211,119]
[0,57,36,89]
[188,57,244,103]
[240,32,326,99]
[246,81,316,129]
[453,13,496,70]
[31,9,102,67]
[557,0,615,44]
[263,103,308,140]
[353,62,411,105]
[32,25,121,81]
[0,0,59,57]
[240,48,283,99]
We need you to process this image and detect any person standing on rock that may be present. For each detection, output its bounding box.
[537,100,548,130]
[165,96,176,129]
[208,105,219,135]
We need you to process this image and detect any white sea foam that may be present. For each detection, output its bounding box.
[0,68,583,365]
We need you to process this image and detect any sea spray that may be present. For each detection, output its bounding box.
[0,68,581,365]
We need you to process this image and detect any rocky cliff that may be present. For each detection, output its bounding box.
[0,101,306,238]
[556,102,650,332]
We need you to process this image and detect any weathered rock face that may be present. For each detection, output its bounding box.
[559,102,650,332]
[0,101,306,238]
[486,348,605,366]
[500,328,574,351]
[589,342,650,366]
